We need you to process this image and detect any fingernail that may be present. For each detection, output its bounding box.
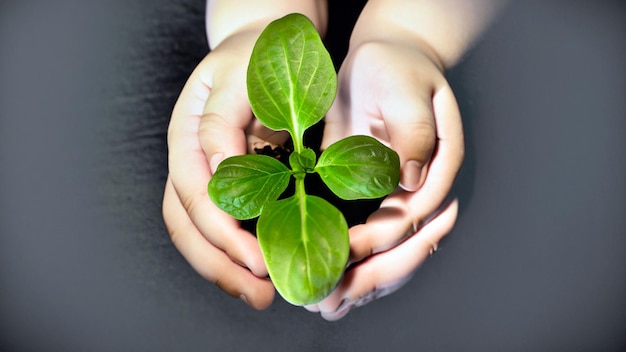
[321,300,354,321]
[400,160,423,192]
[303,304,320,312]
[239,294,249,305]
[209,153,224,174]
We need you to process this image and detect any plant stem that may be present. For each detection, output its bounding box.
[295,172,306,200]
[292,131,303,154]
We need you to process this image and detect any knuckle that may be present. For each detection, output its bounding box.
[393,120,437,165]
[214,273,242,298]
[411,120,437,148]
[179,191,204,217]
[198,113,225,138]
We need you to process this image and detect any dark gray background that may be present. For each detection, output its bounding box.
[1,1,624,351]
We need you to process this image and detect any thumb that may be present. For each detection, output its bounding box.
[320,75,352,151]
[382,94,437,192]
[198,77,252,174]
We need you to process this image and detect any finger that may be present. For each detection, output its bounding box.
[320,68,351,150]
[348,195,413,263]
[348,83,463,262]
[432,83,465,174]
[317,199,458,321]
[303,304,320,312]
[320,105,348,150]
[163,177,275,310]
[198,62,291,168]
[381,84,437,192]
[198,61,251,171]
[245,119,291,154]
[320,275,414,322]
[167,63,267,276]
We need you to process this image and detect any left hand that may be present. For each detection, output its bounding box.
[306,40,465,320]
[163,30,288,310]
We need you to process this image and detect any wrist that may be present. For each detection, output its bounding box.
[349,36,445,75]
[349,7,445,70]
[350,0,505,69]
[206,0,328,49]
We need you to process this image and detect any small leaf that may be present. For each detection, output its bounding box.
[257,194,349,305]
[316,135,400,200]
[289,147,316,172]
[208,155,291,220]
[247,13,337,145]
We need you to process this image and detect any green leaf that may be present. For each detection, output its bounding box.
[289,147,316,172]
[247,13,337,147]
[257,194,349,305]
[208,154,291,220]
[315,135,400,200]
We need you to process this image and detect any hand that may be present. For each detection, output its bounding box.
[307,40,465,320]
[162,30,288,309]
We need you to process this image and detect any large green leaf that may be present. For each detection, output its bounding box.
[257,194,349,305]
[315,135,400,200]
[247,13,337,146]
[208,154,291,220]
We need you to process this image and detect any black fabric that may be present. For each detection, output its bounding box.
[1,1,625,351]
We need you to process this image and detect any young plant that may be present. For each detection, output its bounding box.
[208,13,400,305]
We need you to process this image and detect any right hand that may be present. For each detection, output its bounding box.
[308,40,464,320]
[162,30,288,309]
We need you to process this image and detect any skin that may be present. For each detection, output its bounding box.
[307,0,505,320]
[163,0,504,316]
[164,0,327,310]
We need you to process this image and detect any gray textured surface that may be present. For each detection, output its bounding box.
[1,1,625,351]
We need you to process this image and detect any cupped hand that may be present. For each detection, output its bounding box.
[162,30,288,309]
[308,40,465,320]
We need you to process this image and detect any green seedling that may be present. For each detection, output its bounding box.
[208,13,400,305]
